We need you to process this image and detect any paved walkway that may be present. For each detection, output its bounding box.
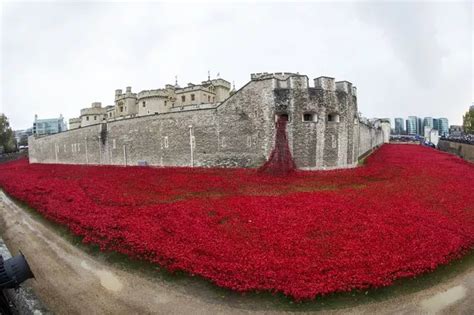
[0,191,472,314]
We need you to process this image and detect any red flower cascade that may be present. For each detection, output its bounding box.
[0,144,472,300]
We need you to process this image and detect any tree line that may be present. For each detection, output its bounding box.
[0,114,17,153]
[463,108,474,134]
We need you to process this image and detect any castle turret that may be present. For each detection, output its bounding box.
[314,77,336,91]
[210,78,231,102]
[80,102,107,127]
[115,86,138,117]
[335,81,353,94]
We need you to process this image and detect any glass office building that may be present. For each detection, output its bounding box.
[394,118,405,134]
[406,116,418,135]
[423,117,434,129]
[32,115,67,136]
[437,118,449,136]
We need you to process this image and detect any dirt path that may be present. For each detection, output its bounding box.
[0,191,472,314]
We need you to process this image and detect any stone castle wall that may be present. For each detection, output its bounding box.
[438,140,474,163]
[29,74,386,170]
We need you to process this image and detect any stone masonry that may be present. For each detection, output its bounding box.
[28,72,389,170]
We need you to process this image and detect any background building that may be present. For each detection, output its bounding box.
[69,76,232,130]
[436,118,449,136]
[433,118,439,131]
[417,118,423,136]
[14,128,33,147]
[399,116,448,137]
[423,117,434,130]
[394,118,404,134]
[449,125,463,137]
[423,116,448,137]
[32,114,67,136]
[406,116,418,135]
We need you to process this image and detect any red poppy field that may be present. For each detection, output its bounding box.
[0,144,473,300]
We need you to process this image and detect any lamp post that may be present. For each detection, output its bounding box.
[98,135,101,165]
[189,125,194,167]
[84,136,88,164]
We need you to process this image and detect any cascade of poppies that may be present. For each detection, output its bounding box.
[258,115,296,175]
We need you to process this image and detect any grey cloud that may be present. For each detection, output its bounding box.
[1,1,472,130]
[356,2,446,87]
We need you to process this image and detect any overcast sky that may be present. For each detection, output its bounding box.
[1,0,472,130]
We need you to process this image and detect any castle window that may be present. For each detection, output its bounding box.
[165,101,167,106]
[120,107,123,112]
[86,116,89,121]
[208,95,211,102]
[142,101,146,107]
[181,95,186,102]
[303,113,317,122]
[212,97,215,102]
[94,116,97,120]
[328,113,340,123]
[191,94,195,101]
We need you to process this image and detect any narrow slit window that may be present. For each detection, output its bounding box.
[303,113,317,122]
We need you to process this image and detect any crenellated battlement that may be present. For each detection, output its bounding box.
[314,77,336,91]
[265,74,357,95]
[91,102,102,108]
[137,89,170,99]
[80,107,106,116]
[115,86,137,100]
[312,77,355,95]
[251,72,298,81]
[335,81,353,94]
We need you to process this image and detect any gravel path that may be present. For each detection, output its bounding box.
[0,191,472,314]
